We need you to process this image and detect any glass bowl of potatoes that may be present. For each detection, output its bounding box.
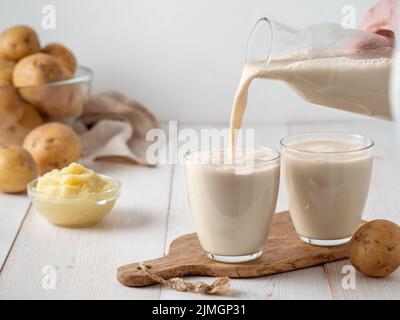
[0,65,93,145]
[12,62,93,120]
[0,25,93,145]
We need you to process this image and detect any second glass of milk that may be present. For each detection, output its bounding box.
[281,133,374,246]
[184,147,280,263]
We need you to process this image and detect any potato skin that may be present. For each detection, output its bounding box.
[0,25,40,61]
[13,53,68,86]
[0,103,43,145]
[0,80,25,126]
[349,220,400,277]
[42,43,77,74]
[0,59,15,82]
[23,122,81,174]
[17,84,83,118]
[0,144,37,193]
[18,104,43,130]
[13,53,82,117]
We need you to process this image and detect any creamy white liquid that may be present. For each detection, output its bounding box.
[229,55,392,155]
[283,140,373,240]
[184,150,280,256]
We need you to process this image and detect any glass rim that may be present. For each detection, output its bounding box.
[246,17,274,68]
[0,65,93,89]
[27,173,121,201]
[280,132,374,154]
[183,146,281,167]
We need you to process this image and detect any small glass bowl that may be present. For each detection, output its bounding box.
[27,174,121,228]
[1,65,93,123]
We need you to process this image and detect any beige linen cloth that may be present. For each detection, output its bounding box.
[74,91,159,166]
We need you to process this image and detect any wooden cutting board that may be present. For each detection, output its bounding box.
[117,211,353,287]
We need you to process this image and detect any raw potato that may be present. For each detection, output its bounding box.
[18,104,43,130]
[23,122,81,174]
[18,84,83,118]
[42,43,77,74]
[0,144,37,193]
[0,80,25,126]
[13,53,68,85]
[0,103,43,145]
[349,220,400,277]
[13,53,83,117]
[0,25,40,61]
[0,59,15,81]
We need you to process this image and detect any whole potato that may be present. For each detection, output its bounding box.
[0,144,37,193]
[42,43,77,74]
[23,122,81,174]
[0,103,43,145]
[0,25,40,61]
[0,59,15,81]
[0,80,25,126]
[349,219,400,277]
[13,53,68,86]
[13,53,82,117]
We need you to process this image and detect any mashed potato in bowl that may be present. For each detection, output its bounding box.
[28,163,120,227]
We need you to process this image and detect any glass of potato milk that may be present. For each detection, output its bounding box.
[281,133,374,246]
[184,147,280,263]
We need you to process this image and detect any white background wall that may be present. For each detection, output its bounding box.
[0,0,378,123]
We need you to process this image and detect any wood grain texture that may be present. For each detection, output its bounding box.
[118,211,351,287]
[159,123,332,300]
[0,194,31,270]
[0,120,399,299]
[0,160,173,299]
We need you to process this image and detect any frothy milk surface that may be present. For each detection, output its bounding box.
[184,150,280,256]
[283,140,373,240]
[229,54,391,155]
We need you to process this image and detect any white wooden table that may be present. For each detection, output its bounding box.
[0,120,399,300]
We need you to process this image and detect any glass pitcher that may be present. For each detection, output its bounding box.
[246,18,393,120]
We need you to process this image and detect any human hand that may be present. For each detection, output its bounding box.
[360,0,397,42]
[350,0,396,50]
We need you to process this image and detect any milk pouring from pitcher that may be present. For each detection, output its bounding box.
[244,18,393,120]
